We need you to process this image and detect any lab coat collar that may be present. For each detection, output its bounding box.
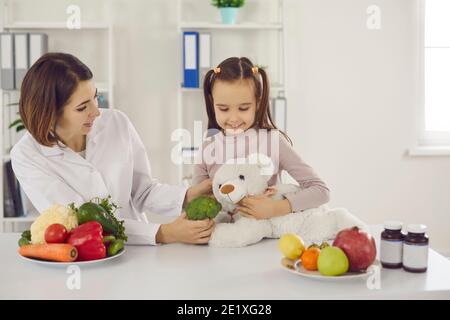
[39,141,91,168]
[38,139,64,157]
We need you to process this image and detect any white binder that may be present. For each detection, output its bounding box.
[14,33,29,89]
[272,91,287,132]
[199,33,211,86]
[29,33,48,66]
[0,33,15,90]
[199,33,211,69]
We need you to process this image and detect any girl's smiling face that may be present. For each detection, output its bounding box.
[212,79,257,135]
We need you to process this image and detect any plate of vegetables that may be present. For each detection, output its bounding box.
[18,196,127,266]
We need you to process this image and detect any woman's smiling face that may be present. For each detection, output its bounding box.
[56,80,100,137]
[212,79,257,135]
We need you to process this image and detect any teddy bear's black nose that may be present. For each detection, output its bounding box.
[239,175,245,180]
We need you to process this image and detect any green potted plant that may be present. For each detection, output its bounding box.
[7,102,25,133]
[211,0,245,25]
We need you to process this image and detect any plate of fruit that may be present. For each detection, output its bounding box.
[279,227,378,281]
[17,196,127,267]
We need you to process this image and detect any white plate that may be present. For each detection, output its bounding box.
[281,257,377,281]
[19,248,126,267]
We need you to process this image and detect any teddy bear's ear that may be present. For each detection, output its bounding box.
[247,153,275,176]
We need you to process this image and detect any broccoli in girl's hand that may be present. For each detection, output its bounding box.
[186,196,222,220]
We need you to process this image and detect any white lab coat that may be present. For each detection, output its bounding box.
[10,109,187,245]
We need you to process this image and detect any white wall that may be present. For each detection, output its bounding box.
[3,0,449,254]
[284,0,450,255]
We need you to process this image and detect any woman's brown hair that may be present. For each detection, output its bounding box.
[19,52,93,146]
[203,57,291,144]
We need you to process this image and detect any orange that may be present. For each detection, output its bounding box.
[300,247,321,271]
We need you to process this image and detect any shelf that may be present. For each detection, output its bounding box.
[95,82,109,92]
[3,212,39,222]
[2,82,109,93]
[179,22,283,30]
[181,84,285,93]
[4,22,111,30]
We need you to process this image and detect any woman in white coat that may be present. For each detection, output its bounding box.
[11,52,214,245]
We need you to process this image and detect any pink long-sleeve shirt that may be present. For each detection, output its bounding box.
[192,128,330,212]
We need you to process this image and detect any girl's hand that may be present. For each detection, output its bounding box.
[236,195,292,220]
[184,179,213,207]
[156,212,215,244]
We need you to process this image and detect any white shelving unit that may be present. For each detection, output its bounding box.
[176,0,287,184]
[0,0,114,232]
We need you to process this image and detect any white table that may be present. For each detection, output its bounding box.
[1,227,450,300]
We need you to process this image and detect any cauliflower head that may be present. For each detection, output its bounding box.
[30,204,78,244]
[186,196,222,220]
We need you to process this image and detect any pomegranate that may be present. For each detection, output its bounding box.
[333,226,377,272]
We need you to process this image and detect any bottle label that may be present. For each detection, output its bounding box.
[403,243,429,269]
[380,239,403,264]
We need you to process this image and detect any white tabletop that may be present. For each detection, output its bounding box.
[1,226,450,300]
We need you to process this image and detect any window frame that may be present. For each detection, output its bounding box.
[413,0,450,155]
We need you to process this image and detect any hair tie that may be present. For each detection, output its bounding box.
[213,67,221,74]
[252,66,259,74]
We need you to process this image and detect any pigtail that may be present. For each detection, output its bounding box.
[203,69,220,131]
[258,67,292,145]
[256,67,271,127]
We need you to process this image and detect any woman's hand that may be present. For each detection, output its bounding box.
[184,178,213,207]
[156,212,215,244]
[236,195,292,220]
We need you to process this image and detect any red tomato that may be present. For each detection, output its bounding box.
[45,224,68,243]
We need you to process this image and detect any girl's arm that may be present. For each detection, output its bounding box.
[278,135,330,212]
[192,141,212,185]
[192,162,209,185]
[236,134,330,219]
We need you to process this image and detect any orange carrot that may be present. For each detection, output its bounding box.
[18,243,78,262]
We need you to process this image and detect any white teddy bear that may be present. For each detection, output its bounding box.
[209,154,367,247]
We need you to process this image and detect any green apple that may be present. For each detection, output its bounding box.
[317,246,349,276]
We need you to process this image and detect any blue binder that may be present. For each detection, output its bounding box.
[183,31,199,88]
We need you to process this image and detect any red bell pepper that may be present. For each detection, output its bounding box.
[66,221,106,261]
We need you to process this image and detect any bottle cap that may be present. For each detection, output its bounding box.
[384,221,403,231]
[407,224,427,234]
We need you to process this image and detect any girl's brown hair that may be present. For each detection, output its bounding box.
[203,57,291,144]
[19,52,93,147]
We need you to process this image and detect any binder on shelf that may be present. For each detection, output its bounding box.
[3,162,15,218]
[272,91,287,132]
[183,31,199,88]
[4,160,24,217]
[181,146,199,159]
[199,32,211,86]
[0,33,15,90]
[13,33,29,90]
[29,33,48,66]
[97,92,109,108]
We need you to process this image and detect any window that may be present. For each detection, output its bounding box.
[419,0,450,147]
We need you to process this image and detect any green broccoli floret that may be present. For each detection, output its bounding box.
[21,230,31,241]
[186,196,222,220]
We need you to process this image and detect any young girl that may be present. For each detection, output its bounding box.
[192,57,330,219]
